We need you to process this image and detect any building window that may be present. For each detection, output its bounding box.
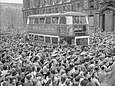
[49,8,51,13]
[89,0,94,8]
[62,0,70,3]
[44,9,46,14]
[27,0,30,8]
[67,0,71,2]
[55,0,58,4]
[40,0,45,7]
[58,0,62,4]
[47,0,51,6]
[59,6,63,12]
[89,15,94,26]
[52,7,55,13]
[50,0,53,5]
[26,11,29,15]
[44,0,47,6]
[67,4,71,11]
[62,0,66,3]
[45,9,47,14]
[77,2,80,9]
[71,3,77,11]
[46,9,49,13]
[33,10,36,14]
[52,0,55,5]
[39,9,42,14]
[55,7,59,13]
[36,9,39,14]
[62,5,67,12]
[43,9,45,14]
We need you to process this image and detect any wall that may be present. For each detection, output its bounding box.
[1,3,23,29]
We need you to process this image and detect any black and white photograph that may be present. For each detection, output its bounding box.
[0,0,115,86]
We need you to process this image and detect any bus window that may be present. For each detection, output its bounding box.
[31,35,34,40]
[52,17,59,24]
[34,35,38,41]
[34,18,39,24]
[29,18,34,24]
[73,16,79,24]
[52,37,58,44]
[60,17,66,24]
[46,17,51,24]
[45,36,51,43]
[39,36,44,42]
[76,38,88,45]
[80,16,86,24]
[40,18,45,24]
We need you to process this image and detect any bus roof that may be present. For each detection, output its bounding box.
[28,11,87,18]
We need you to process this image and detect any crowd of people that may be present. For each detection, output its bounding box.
[0,32,115,86]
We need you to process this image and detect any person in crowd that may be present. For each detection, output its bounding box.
[0,31,115,86]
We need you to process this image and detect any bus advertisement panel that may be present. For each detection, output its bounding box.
[27,24,73,36]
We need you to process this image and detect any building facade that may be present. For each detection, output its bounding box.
[22,0,115,32]
[98,0,115,32]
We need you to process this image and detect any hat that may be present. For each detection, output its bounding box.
[51,53,57,57]
[26,74,32,80]
[61,73,66,77]
[36,72,43,77]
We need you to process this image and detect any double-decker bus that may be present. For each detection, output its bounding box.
[26,11,89,45]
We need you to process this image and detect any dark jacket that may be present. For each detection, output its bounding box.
[80,79,90,86]
[23,81,34,86]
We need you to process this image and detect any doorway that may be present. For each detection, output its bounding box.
[102,14,105,32]
[101,10,114,32]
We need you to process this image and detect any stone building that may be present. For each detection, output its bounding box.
[22,0,115,32]
[98,0,115,32]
